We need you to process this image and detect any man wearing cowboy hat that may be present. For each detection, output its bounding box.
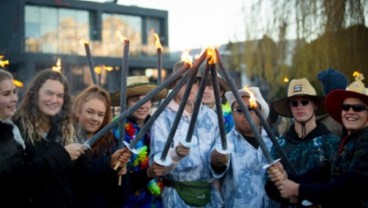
[221,86,277,208]
[267,73,368,207]
[111,75,168,207]
[266,78,340,207]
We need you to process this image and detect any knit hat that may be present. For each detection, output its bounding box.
[110,76,168,106]
[225,86,270,119]
[271,78,325,118]
[317,68,348,95]
[325,72,368,124]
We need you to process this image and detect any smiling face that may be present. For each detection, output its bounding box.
[37,79,64,117]
[341,97,368,132]
[202,85,215,106]
[0,78,18,120]
[127,95,152,125]
[76,98,106,137]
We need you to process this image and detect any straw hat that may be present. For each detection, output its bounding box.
[271,78,325,118]
[225,86,270,119]
[110,76,168,106]
[325,73,368,124]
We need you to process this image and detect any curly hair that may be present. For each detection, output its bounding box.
[14,70,75,145]
[72,85,115,154]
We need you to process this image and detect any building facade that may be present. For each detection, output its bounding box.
[0,0,177,95]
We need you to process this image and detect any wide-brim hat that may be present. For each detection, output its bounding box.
[325,73,368,124]
[110,76,168,106]
[271,78,325,118]
[225,86,270,119]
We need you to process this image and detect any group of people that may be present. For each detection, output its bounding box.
[1,60,368,208]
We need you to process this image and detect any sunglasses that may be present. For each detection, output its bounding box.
[289,99,310,107]
[341,104,368,112]
[233,106,255,114]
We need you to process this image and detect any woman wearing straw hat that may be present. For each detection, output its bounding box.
[266,78,340,207]
[267,73,368,207]
[111,75,168,208]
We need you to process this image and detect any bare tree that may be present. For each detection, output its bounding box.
[230,0,368,100]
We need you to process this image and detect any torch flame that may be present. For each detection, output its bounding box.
[80,39,89,45]
[206,47,217,64]
[13,79,24,88]
[152,30,163,51]
[52,58,61,72]
[283,76,289,83]
[94,66,102,75]
[180,50,193,67]
[115,31,128,42]
[103,65,113,72]
[0,59,9,67]
[243,86,258,109]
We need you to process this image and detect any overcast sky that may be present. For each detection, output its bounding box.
[107,0,254,51]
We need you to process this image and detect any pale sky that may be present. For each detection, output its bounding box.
[117,0,253,51]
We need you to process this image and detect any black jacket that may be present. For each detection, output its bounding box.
[14,118,75,208]
[0,121,28,206]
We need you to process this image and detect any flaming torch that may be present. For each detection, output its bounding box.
[129,51,193,151]
[152,30,163,84]
[51,58,62,73]
[244,86,295,172]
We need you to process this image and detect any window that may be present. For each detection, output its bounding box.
[25,5,89,54]
[101,13,142,57]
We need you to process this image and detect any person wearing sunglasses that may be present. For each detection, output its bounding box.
[267,73,368,207]
[266,78,340,207]
[220,86,278,208]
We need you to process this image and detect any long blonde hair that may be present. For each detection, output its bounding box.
[14,70,75,145]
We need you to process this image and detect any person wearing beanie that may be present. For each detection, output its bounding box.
[317,68,349,137]
[317,68,348,95]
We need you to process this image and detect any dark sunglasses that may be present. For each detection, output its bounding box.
[341,104,368,112]
[233,106,255,113]
[289,99,310,107]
